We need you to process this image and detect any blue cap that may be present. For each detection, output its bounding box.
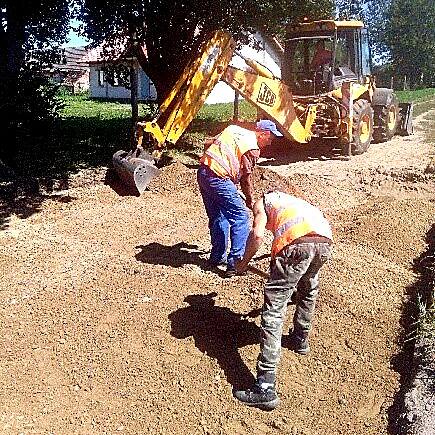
[256,119,283,137]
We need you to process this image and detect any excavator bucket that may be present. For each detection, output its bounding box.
[112,148,161,195]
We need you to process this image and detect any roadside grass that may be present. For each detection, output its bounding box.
[396,87,435,103]
[396,87,435,117]
[13,95,158,179]
[398,88,435,152]
[58,95,256,169]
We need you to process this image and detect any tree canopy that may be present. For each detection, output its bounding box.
[383,0,435,88]
[0,0,71,77]
[79,0,333,101]
[0,0,71,163]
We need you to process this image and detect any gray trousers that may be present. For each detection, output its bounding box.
[257,241,332,383]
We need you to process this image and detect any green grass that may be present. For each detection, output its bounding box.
[8,94,256,177]
[396,88,435,117]
[60,94,157,120]
[396,87,435,103]
[10,96,160,179]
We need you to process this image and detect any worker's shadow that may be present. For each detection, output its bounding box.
[168,292,260,390]
[134,242,226,277]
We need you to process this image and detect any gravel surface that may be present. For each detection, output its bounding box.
[0,110,434,434]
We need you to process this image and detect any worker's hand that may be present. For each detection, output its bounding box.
[235,257,248,274]
[203,137,215,151]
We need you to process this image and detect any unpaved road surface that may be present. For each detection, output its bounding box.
[1,110,434,435]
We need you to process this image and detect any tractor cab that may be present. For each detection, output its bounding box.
[283,20,372,96]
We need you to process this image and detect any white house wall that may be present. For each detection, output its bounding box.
[89,65,157,101]
[87,32,280,104]
[139,69,157,100]
[205,32,282,105]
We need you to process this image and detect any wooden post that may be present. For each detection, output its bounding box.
[233,91,239,121]
[130,61,139,149]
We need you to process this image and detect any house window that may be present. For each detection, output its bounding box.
[98,70,105,87]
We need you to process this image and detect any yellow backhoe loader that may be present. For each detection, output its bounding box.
[113,20,412,194]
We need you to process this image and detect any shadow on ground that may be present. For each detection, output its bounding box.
[387,224,435,434]
[135,242,232,278]
[0,116,132,230]
[259,137,349,166]
[168,292,259,390]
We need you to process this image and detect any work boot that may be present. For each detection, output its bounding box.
[234,381,279,411]
[286,331,310,355]
[224,266,237,278]
[205,258,226,271]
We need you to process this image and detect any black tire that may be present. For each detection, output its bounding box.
[351,99,374,155]
[373,94,399,142]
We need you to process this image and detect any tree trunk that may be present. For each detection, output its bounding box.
[5,2,26,77]
[233,92,239,121]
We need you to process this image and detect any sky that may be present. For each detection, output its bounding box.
[63,19,89,47]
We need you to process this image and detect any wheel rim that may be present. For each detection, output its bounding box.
[360,114,371,143]
[387,106,397,131]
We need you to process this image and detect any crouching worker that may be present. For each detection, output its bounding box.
[234,190,333,410]
[197,121,282,278]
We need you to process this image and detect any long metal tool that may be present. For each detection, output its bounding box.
[247,264,269,279]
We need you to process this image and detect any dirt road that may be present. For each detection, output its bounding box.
[0,110,434,434]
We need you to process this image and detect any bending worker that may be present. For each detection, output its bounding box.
[197,120,282,278]
[234,190,333,410]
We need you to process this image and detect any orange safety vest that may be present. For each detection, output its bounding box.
[264,192,333,258]
[200,125,259,182]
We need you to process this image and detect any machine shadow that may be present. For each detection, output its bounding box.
[259,137,348,166]
[168,292,259,390]
[134,242,226,277]
[104,168,140,197]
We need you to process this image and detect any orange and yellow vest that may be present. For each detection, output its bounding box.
[200,125,259,182]
[264,191,333,258]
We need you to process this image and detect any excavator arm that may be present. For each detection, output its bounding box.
[112,29,315,195]
[137,29,315,149]
[137,30,236,148]
[222,66,315,143]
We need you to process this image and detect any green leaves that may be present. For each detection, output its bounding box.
[383,0,435,88]
[79,0,334,101]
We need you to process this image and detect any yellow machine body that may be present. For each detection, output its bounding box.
[113,21,409,193]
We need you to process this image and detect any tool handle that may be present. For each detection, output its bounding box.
[247,264,269,279]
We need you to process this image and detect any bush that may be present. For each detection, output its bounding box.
[0,70,64,164]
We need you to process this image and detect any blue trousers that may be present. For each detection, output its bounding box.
[197,165,250,268]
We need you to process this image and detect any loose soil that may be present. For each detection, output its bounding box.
[1,110,434,435]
